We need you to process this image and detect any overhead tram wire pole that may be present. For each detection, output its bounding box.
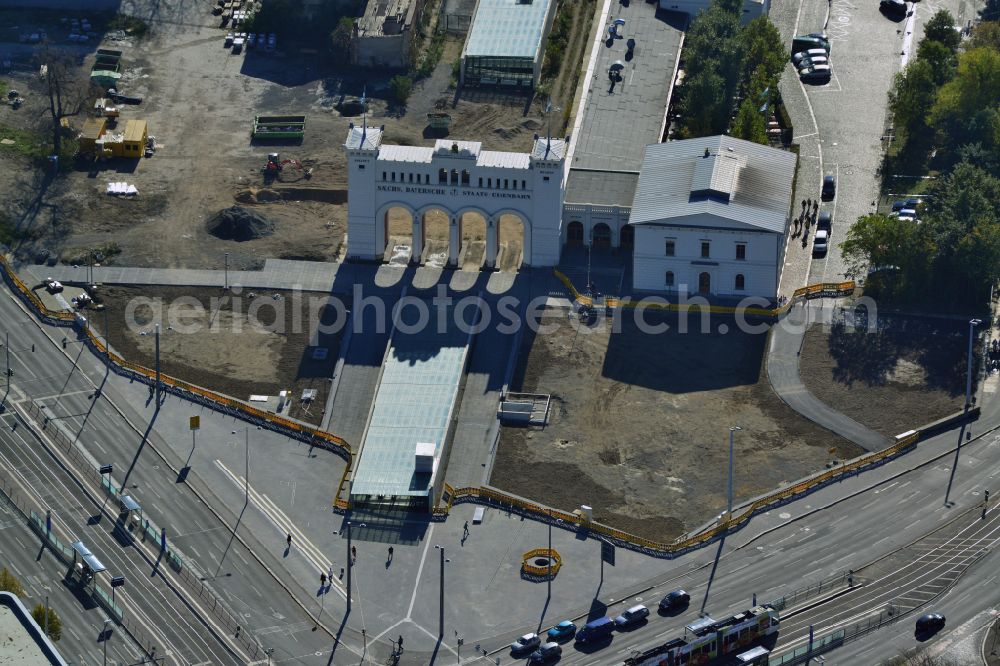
[966,318,981,412]
[434,545,449,637]
[947,318,980,507]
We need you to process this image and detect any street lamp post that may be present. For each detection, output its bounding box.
[103,619,112,666]
[966,319,981,411]
[547,512,563,597]
[434,545,449,637]
[728,426,742,517]
[346,520,366,613]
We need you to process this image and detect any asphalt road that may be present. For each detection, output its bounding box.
[0,483,140,666]
[0,410,240,665]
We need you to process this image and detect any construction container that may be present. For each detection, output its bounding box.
[252,115,306,140]
[78,117,108,154]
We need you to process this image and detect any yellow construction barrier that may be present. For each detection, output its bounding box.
[0,255,352,461]
[553,268,855,318]
[522,548,562,577]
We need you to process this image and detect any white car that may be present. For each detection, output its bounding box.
[511,633,541,654]
[796,54,828,70]
[792,48,828,67]
[813,229,829,256]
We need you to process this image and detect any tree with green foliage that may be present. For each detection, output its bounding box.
[388,75,413,106]
[916,39,957,85]
[922,10,961,52]
[739,16,785,92]
[681,67,727,137]
[930,47,1000,146]
[888,60,938,143]
[731,98,768,144]
[0,568,25,596]
[841,213,924,279]
[31,604,62,642]
[968,20,1000,50]
[330,17,354,56]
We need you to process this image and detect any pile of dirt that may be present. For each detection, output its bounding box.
[207,206,275,241]
[234,188,283,204]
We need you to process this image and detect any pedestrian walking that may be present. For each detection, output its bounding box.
[463,521,469,535]
[320,572,327,587]
[328,565,334,583]
[351,545,357,561]
[286,533,292,548]
[388,546,394,558]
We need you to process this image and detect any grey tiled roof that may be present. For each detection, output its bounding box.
[630,136,796,234]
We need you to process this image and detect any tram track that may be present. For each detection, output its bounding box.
[776,502,999,651]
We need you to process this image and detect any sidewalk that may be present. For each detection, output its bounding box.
[766,301,891,451]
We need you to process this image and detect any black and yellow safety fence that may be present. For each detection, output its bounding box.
[0,255,352,462]
[553,268,856,318]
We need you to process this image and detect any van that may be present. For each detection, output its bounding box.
[575,616,614,643]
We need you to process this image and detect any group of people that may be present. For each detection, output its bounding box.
[793,198,821,242]
[988,339,1000,373]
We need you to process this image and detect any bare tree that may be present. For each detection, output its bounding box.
[36,49,99,159]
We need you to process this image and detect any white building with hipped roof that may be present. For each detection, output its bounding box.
[629,135,796,299]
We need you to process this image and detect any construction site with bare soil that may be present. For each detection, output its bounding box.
[0,0,595,274]
[90,284,345,425]
[492,312,865,542]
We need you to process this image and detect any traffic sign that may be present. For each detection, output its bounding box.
[189,415,200,431]
[601,539,616,566]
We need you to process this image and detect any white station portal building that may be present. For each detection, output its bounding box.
[344,124,567,268]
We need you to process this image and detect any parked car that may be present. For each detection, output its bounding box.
[892,198,920,212]
[44,278,63,294]
[822,175,837,199]
[880,0,908,16]
[546,620,577,641]
[792,48,829,67]
[792,35,831,54]
[528,642,562,663]
[247,32,256,47]
[575,616,615,643]
[267,33,277,51]
[511,633,541,654]
[257,33,266,49]
[817,210,832,231]
[659,589,691,612]
[796,54,829,70]
[800,64,832,82]
[915,613,946,635]
[813,229,830,256]
[614,605,650,628]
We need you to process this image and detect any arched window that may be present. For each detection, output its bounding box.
[735,274,745,290]
[438,168,448,184]
[665,271,675,287]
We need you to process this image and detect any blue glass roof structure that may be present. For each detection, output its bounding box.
[351,305,472,499]
[463,0,556,60]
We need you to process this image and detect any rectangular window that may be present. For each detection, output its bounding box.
[504,179,509,189]
[478,177,483,187]
[424,174,430,184]
[543,176,550,181]
[701,241,710,258]
[736,243,746,260]
[391,172,396,182]
[522,180,526,189]
[665,240,675,257]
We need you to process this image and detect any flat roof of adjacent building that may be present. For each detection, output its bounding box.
[462,0,556,59]
[0,593,70,666]
[564,3,684,207]
[564,169,640,208]
[351,303,472,498]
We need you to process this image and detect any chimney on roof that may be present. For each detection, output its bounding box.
[704,147,711,158]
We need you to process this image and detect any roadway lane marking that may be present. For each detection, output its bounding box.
[215,460,346,599]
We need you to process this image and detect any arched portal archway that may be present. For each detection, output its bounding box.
[698,272,711,294]
[592,223,612,248]
[420,208,450,268]
[497,213,526,272]
[383,205,414,265]
[458,211,488,271]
